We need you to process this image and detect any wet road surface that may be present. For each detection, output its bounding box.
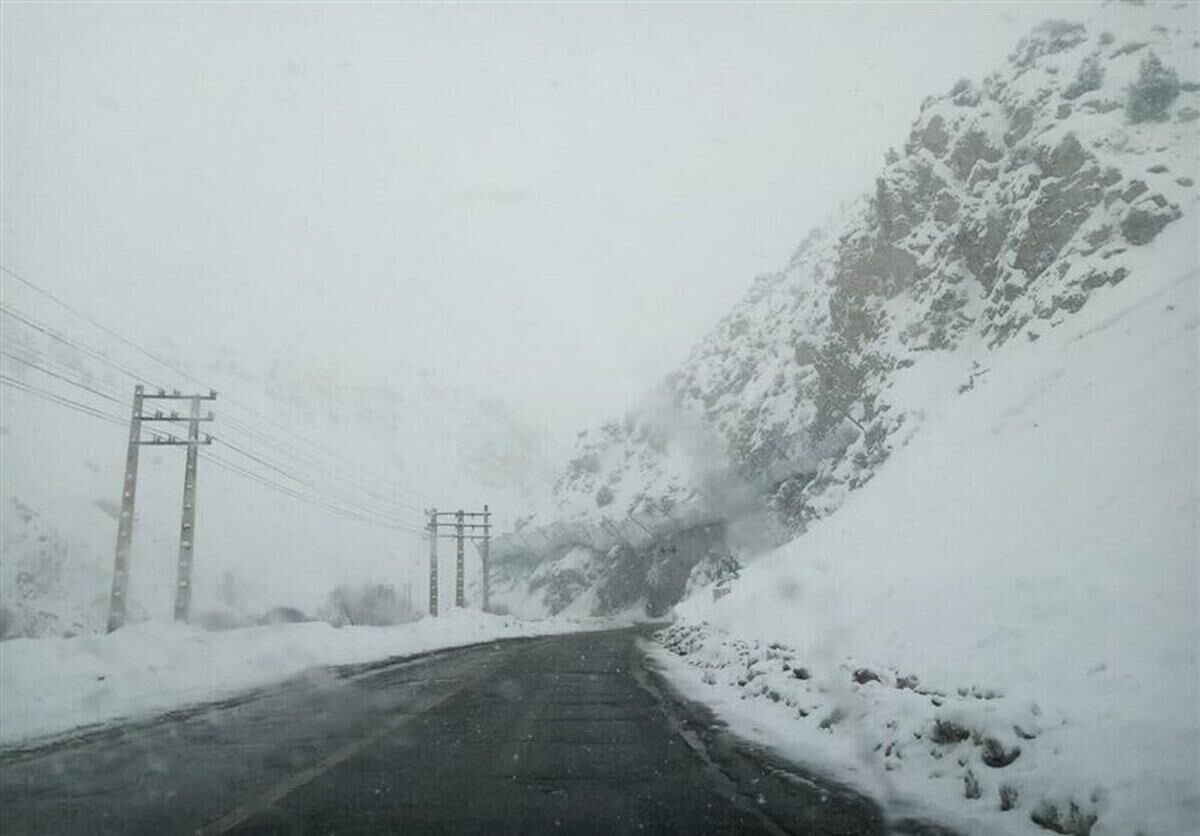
[0,628,940,835]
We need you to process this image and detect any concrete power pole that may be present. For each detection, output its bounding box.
[106,385,145,632]
[429,507,491,614]
[455,509,466,608]
[107,386,215,631]
[428,508,439,617]
[173,396,202,622]
[481,504,491,613]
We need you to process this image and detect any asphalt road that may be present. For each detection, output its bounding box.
[0,628,949,835]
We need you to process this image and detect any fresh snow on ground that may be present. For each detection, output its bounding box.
[0,611,607,748]
[651,217,1199,835]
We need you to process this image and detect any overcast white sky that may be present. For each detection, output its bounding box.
[2,2,1101,443]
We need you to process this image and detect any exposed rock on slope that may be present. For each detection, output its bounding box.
[490,9,1197,618]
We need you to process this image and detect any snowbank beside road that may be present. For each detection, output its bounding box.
[652,231,1199,833]
[0,611,602,747]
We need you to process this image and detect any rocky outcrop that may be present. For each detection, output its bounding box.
[491,8,1197,618]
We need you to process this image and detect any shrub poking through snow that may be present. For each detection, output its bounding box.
[819,707,845,730]
[1030,799,1099,836]
[1064,52,1104,100]
[980,737,1021,768]
[964,769,982,800]
[852,667,881,685]
[1126,51,1180,122]
[1000,783,1020,812]
[931,718,972,744]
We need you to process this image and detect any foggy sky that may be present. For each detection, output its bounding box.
[2,2,1102,444]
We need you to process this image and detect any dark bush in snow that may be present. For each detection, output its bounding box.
[1063,53,1104,100]
[1126,51,1180,122]
[1030,799,1098,835]
[931,718,972,744]
[260,606,311,625]
[1120,194,1181,244]
[193,608,253,631]
[321,583,418,626]
[981,737,1021,768]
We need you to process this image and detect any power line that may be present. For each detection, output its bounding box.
[0,348,125,404]
[1,333,421,517]
[2,263,424,504]
[0,304,163,390]
[1,297,424,516]
[213,435,420,527]
[205,450,422,533]
[2,333,424,523]
[219,412,425,514]
[0,374,128,428]
[0,375,421,533]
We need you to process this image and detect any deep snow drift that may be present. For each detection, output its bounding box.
[0,610,604,747]
[652,221,1198,834]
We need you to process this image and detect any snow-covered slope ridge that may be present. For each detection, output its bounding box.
[494,7,1198,619]
[654,220,1198,834]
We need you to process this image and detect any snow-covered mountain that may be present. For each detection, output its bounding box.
[0,336,560,638]
[490,6,1198,622]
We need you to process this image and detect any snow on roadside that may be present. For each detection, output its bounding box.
[649,222,1199,836]
[0,611,607,747]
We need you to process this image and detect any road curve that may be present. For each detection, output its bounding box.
[0,628,940,835]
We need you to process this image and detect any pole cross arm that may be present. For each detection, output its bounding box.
[139,438,214,446]
[143,390,218,401]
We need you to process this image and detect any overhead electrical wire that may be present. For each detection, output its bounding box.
[0,304,165,390]
[0,373,422,533]
[0,373,128,428]
[212,436,417,525]
[2,263,427,505]
[0,348,125,405]
[1,285,427,523]
[0,337,423,525]
[0,333,417,519]
[217,412,425,514]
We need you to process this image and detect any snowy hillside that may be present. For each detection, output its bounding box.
[489,5,1199,622]
[654,224,1198,834]
[0,328,559,638]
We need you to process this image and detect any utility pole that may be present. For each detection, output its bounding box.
[106,386,215,631]
[455,509,465,608]
[106,385,145,632]
[428,508,439,617]
[173,396,202,622]
[481,504,491,613]
[430,508,491,612]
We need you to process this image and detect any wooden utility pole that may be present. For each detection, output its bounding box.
[106,385,145,632]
